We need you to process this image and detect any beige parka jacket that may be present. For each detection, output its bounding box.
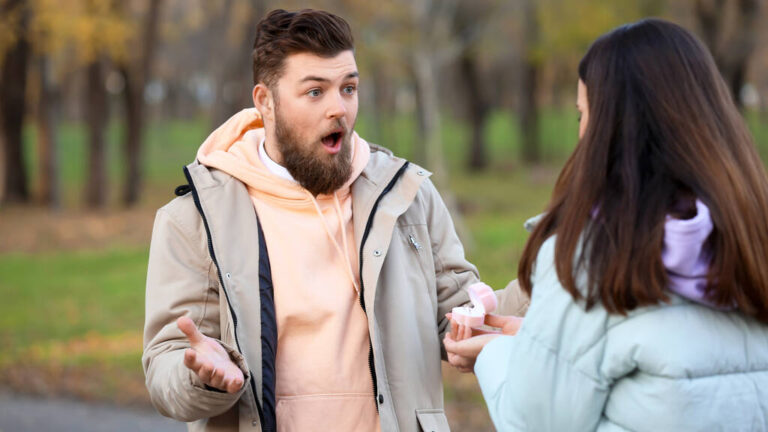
[143,145,529,432]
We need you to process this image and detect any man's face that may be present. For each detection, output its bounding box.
[268,51,359,196]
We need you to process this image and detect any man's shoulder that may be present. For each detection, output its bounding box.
[366,141,395,157]
[154,188,204,236]
[153,163,212,233]
[363,141,432,182]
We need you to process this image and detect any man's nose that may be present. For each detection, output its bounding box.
[326,92,347,119]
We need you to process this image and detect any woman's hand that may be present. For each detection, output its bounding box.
[444,313,523,373]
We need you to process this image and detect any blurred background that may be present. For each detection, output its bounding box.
[1,0,767,430]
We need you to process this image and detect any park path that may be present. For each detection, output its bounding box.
[0,391,186,432]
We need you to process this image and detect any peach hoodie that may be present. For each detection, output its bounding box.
[196,109,379,431]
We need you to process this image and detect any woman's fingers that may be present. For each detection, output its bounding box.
[470,327,501,336]
[484,314,524,335]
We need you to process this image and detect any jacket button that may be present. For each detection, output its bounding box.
[417,170,426,176]
[378,394,384,404]
[373,249,382,257]
[225,272,232,280]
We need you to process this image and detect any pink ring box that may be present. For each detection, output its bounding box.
[451,282,497,328]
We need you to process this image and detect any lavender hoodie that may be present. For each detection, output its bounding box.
[663,199,721,307]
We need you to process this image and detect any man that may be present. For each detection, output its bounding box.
[143,9,528,432]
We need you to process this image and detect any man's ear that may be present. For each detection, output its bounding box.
[252,83,274,120]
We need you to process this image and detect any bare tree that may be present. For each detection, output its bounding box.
[210,1,265,128]
[519,0,540,163]
[119,0,163,206]
[695,0,764,109]
[35,55,60,208]
[459,49,489,171]
[454,1,495,171]
[84,58,109,208]
[408,0,473,246]
[0,0,31,205]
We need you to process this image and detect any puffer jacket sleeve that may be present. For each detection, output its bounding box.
[142,203,248,421]
[474,332,608,431]
[473,237,609,431]
[421,178,480,355]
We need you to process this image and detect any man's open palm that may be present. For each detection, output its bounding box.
[177,316,245,394]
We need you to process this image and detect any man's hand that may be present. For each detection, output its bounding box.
[444,313,523,373]
[177,316,245,394]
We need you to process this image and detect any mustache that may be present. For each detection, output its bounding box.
[320,119,349,137]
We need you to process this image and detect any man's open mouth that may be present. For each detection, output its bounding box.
[321,129,344,154]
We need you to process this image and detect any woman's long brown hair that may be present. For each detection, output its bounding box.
[518,19,768,322]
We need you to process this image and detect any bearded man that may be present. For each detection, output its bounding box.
[142,8,528,432]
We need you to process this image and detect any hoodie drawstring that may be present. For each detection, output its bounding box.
[307,191,360,294]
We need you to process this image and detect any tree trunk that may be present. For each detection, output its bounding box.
[36,56,60,208]
[122,0,163,206]
[459,50,489,171]
[367,58,386,144]
[412,52,446,180]
[210,0,264,129]
[694,0,726,53]
[0,126,5,205]
[720,0,761,109]
[519,0,540,163]
[121,68,142,206]
[694,0,761,110]
[412,49,473,248]
[0,0,31,205]
[85,59,109,208]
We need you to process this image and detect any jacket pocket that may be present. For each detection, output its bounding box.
[415,408,450,432]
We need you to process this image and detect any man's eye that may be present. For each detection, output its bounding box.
[308,89,321,97]
[343,85,356,95]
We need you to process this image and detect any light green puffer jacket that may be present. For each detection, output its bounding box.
[475,235,768,431]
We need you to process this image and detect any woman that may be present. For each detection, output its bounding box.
[444,19,768,431]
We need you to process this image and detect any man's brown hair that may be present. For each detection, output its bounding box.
[518,19,768,322]
[252,9,354,87]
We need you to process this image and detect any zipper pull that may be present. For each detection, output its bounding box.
[408,234,422,251]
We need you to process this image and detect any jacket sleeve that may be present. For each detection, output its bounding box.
[421,179,478,357]
[494,279,530,317]
[142,205,248,421]
[474,333,608,431]
[473,237,609,431]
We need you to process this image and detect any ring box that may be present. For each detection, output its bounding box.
[451,282,497,328]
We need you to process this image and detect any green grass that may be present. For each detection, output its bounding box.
[0,248,148,362]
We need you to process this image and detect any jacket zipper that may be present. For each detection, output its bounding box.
[357,161,410,410]
[183,167,268,430]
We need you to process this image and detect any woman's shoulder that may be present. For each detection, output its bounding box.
[524,234,768,380]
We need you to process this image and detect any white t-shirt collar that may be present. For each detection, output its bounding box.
[259,138,296,182]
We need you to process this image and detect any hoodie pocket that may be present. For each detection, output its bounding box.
[415,408,451,432]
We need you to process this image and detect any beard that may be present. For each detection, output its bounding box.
[274,106,354,196]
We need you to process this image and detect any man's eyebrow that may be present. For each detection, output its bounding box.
[299,72,359,83]
[300,76,330,83]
